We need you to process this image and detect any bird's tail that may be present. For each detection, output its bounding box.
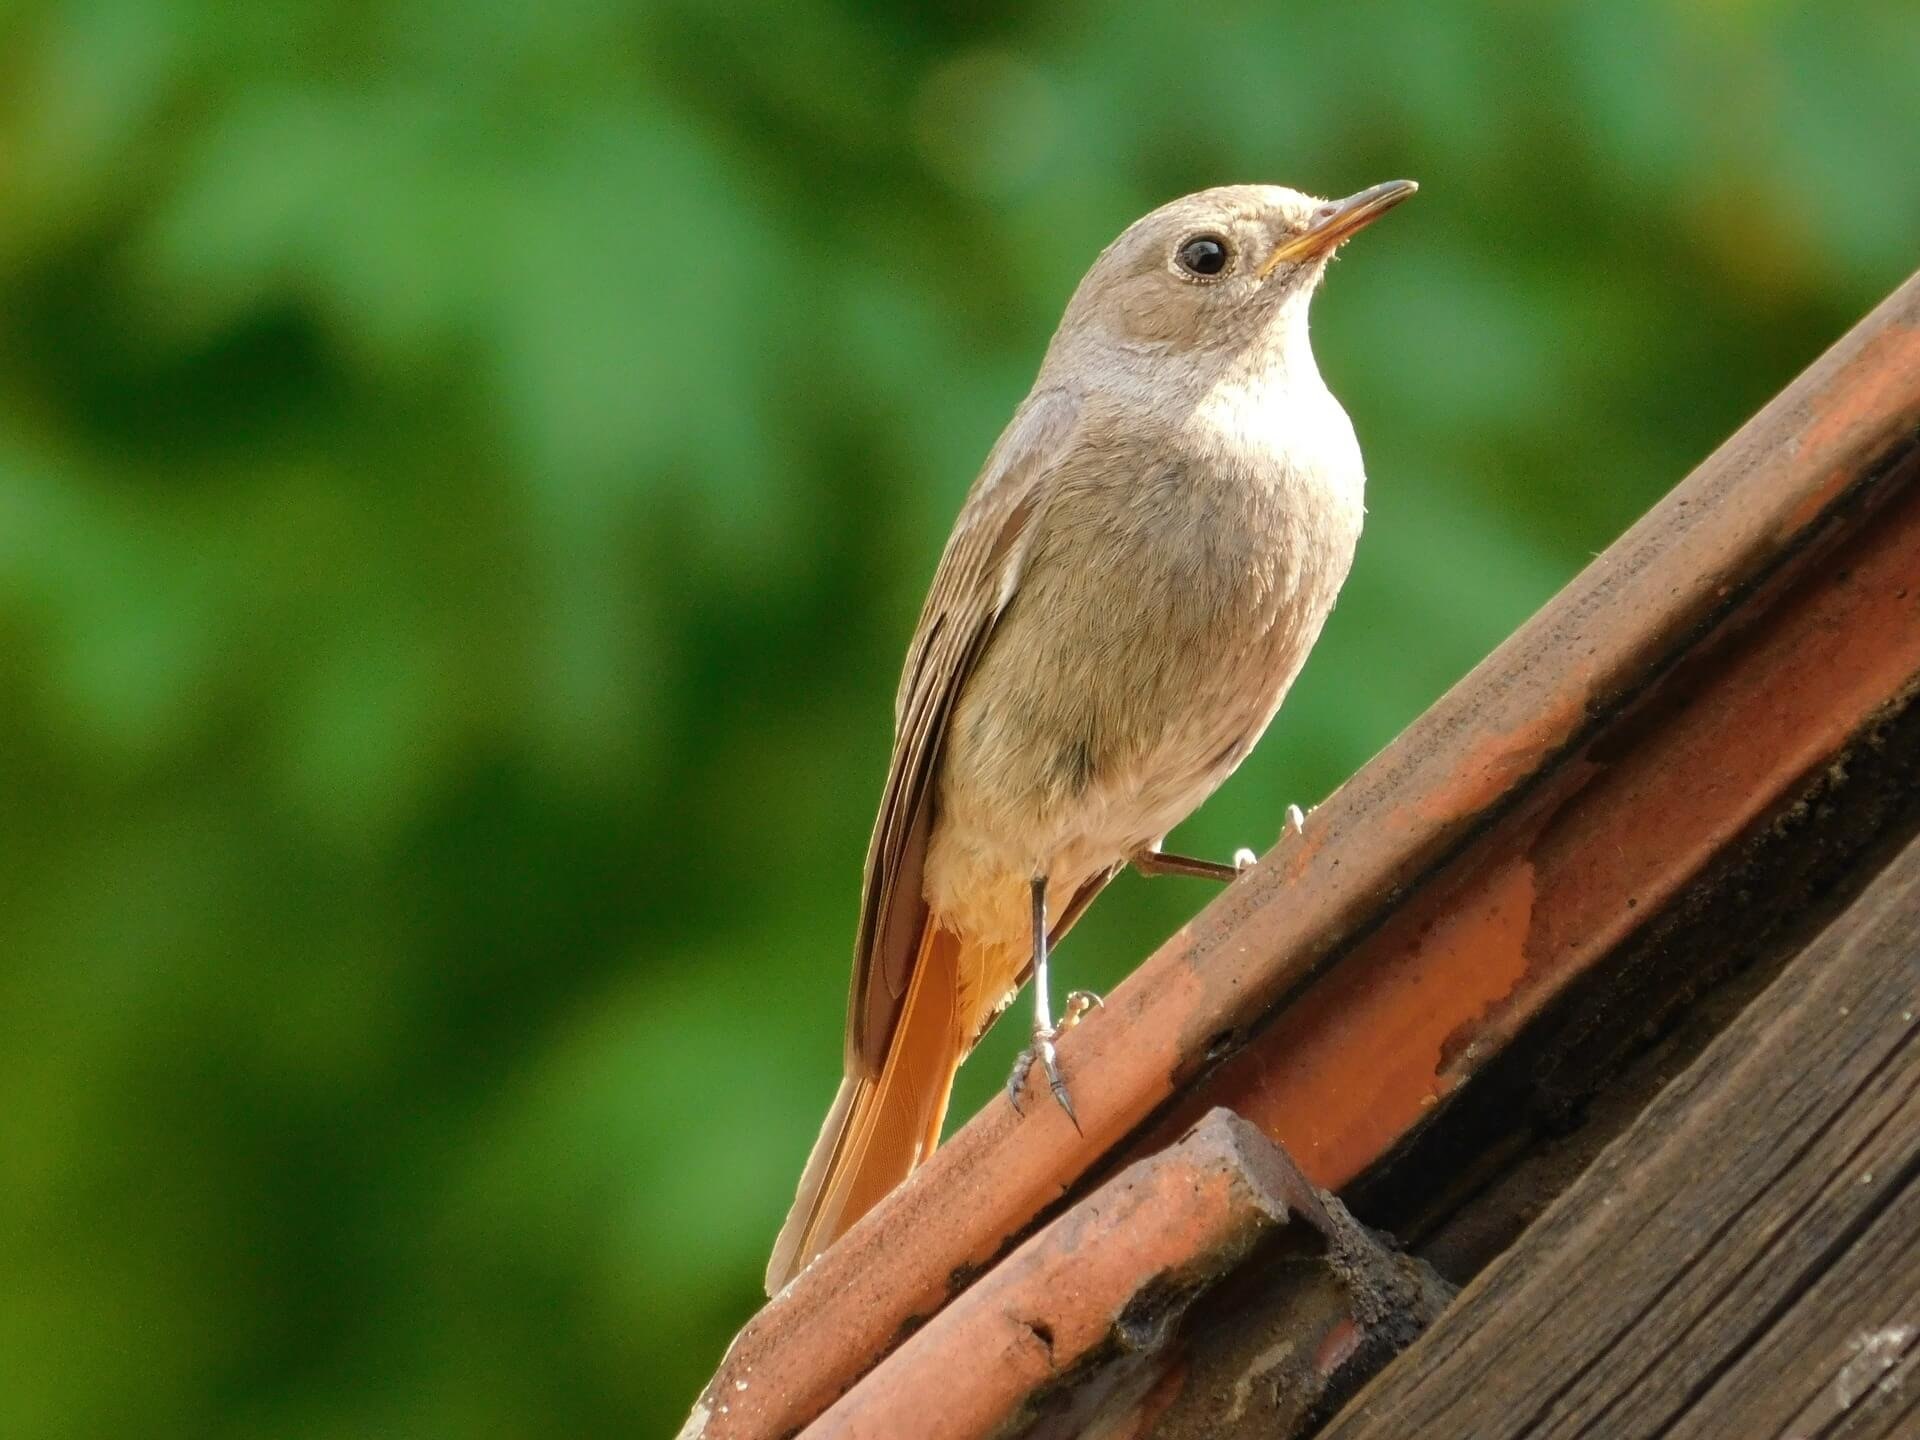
[765,924,966,1295]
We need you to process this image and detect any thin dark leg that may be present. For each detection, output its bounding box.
[1006,875,1080,1131]
[1131,848,1245,884]
[1132,807,1305,884]
[1029,875,1053,1035]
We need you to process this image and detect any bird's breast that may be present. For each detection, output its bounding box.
[1072,422,1361,835]
[927,401,1364,936]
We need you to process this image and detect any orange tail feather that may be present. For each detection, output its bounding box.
[765,925,966,1295]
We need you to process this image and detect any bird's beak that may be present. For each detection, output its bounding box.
[1259,179,1419,278]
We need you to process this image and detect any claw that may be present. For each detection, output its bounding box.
[1285,803,1306,837]
[1006,1027,1083,1135]
[1232,847,1258,872]
[1037,1031,1080,1132]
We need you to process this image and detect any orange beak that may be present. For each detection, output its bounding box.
[1259,179,1419,278]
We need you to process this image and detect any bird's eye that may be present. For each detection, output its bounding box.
[1174,234,1231,279]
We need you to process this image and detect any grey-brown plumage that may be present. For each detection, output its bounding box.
[768,179,1416,1295]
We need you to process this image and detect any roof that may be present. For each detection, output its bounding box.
[682,267,1920,1440]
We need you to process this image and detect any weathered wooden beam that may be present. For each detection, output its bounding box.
[1316,827,1920,1440]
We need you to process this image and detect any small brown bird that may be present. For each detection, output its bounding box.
[767,179,1416,1294]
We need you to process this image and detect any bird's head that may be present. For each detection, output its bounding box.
[1046,180,1416,377]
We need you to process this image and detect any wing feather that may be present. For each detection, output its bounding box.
[845,387,1080,1075]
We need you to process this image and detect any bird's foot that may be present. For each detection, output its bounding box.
[1006,1025,1081,1133]
[1168,804,1302,881]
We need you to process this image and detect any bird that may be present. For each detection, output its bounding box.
[766,178,1417,1296]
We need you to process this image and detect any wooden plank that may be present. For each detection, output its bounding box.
[1316,830,1920,1440]
[1827,1344,1920,1440]
[1667,1179,1919,1440]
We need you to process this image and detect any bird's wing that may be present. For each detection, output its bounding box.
[846,387,1080,1075]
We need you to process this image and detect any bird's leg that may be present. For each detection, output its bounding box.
[1131,805,1307,883]
[1007,876,1081,1132]
[1131,849,1249,883]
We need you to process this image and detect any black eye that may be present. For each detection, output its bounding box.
[1175,234,1230,278]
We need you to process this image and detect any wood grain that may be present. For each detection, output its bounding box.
[1317,830,1920,1440]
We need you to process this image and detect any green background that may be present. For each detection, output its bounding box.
[3,2,1915,1435]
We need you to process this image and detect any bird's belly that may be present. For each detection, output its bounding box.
[1056,616,1303,861]
[926,580,1319,951]
[924,443,1362,953]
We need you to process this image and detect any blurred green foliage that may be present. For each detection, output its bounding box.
[1,1,1915,1434]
